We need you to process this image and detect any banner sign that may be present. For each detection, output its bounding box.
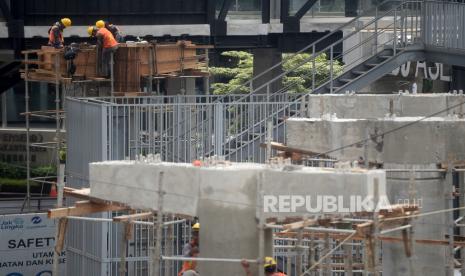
[0,213,65,276]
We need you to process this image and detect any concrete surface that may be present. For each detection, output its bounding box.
[302,94,465,119]
[286,117,465,163]
[285,115,465,276]
[383,163,447,276]
[89,160,386,275]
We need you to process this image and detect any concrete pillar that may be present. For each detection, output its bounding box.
[383,163,446,276]
[270,0,281,19]
[285,115,465,276]
[165,77,196,96]
[252,48,283,94]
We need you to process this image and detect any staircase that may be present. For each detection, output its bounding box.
[157,0,465,163]
[223,0,465,162]
[219,0,425,162]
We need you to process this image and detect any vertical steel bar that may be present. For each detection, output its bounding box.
[374,6,378,52]
[394,9,398,54]
[25,52,31,210]
[446,167,455,276]
[329,46,334,94]
[312,45,316,92]
[1,92,6,128]
[152,171,164,276]
[343,243,353,276]
[257,172,265,276]
[111,52,115,101]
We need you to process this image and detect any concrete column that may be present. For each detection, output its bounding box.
[270,0,281,19]
[252,48,283,94]
[165,77,196,96]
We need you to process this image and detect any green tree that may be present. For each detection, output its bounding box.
[209,51,344,95]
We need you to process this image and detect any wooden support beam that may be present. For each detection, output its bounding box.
[55,218,68,253]
[63,187,90,200]
[283,219,318,231]
[402,228,412,257]
[48,201,128,218]
[113,212,153,222]
[259,141,331,158]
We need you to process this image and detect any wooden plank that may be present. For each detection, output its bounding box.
[259,142,333,159]
[113,212,153,222]
[22,50,41,54]
[283,219,318,231]
[63,187,91,200]
[441,160,465,169]
[22,60,46,65]
[48,201,128,218]
[55,218,68,253]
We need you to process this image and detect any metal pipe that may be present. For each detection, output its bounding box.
[312,44,316,92]
[385,169,446,172]
[153,171,164,276]
[379,224,412,235]
[161,256,258,263]
[25,52,31,211]
[329,46,334,94]
[265,224,356,234]
[1,92,6,128]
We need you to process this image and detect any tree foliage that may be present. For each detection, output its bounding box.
[209,51,344,95]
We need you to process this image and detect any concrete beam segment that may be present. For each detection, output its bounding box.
[90,161,386,275]
[303,93,465,119]
[286,117,465,163]
[89,162,200,216]
[89,161,386,217]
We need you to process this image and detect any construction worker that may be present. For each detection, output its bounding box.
[241,257,287,276]
[96,20,124,42]
[183,222,200,257]
[48,18,72,49]
[178,247,199,276]
[87,26,119,78]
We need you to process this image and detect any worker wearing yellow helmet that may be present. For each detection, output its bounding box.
[48,18,72,49]
[95,20,124,42]
[87,24,119,78]
[241,257,287,276]
[183,222,200,257]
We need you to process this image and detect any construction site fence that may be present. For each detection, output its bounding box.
[67,94,311,176]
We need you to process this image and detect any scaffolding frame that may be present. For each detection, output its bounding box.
[47,163,465,276]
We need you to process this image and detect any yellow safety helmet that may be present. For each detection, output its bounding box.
[96,20,105,29]
[264,257,276,268]
[87,26,97,37]
[61,18,72,28]
[192,223,200,231]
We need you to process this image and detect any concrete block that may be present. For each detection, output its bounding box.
[89,161,200,216]
[89,161,387,275]
[304,94,465,119]
[286,117,465,164]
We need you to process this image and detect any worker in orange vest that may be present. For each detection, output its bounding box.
[88,26,119,78]
[241,257,287,276]
[178,247,199,276]
[48,18,72,48]
[96,20,124,42]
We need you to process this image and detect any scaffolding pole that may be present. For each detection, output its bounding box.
[151,171,165,276]
[25,52,31,210]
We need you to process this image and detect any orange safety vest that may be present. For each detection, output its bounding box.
[97,27,119,49]
[48,24,63,46]
[178,260,197,276]
[272,273,287,276]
